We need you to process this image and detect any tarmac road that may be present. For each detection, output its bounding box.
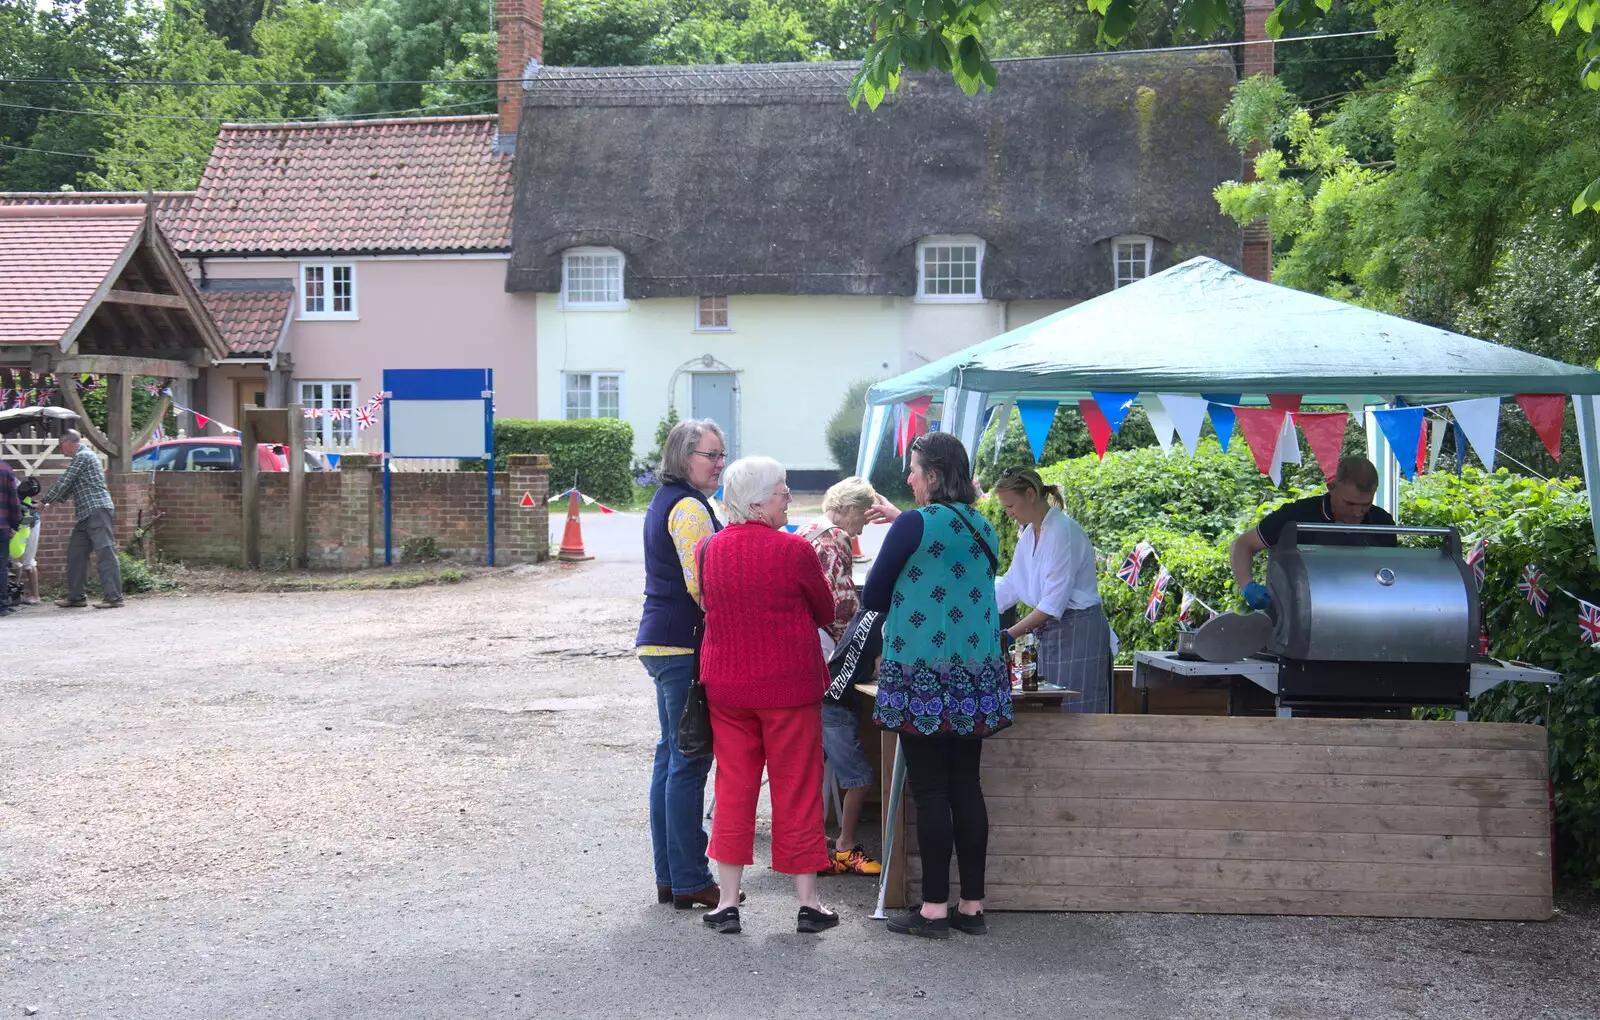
[2,548,1597,1019]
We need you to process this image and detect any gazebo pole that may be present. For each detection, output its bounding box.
[1573,396,1600,561]
[1365,407,1400,521]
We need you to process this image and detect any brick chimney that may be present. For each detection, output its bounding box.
[1241,0,1275,281]
[496,0,544,154]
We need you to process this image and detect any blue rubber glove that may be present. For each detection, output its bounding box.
[1241,581,1272,610]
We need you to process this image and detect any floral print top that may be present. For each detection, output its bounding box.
[796,518,859,644]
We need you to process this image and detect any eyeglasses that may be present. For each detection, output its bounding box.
[772,487,792,500]
[691,450,728,462]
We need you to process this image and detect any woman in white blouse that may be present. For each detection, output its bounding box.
[992,467,1113,712]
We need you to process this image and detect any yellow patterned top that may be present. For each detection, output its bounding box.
[637,495,715,658]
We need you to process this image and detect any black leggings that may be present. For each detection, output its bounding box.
[900,733,987,905]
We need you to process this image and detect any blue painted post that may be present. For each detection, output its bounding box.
[485,368,496,567]
[382,381,393,566]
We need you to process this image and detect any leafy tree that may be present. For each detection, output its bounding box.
[544,0,872,67]
[321,0,495,116]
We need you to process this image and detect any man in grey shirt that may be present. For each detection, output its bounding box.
[39,429,123,609]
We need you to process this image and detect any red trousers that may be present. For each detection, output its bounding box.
[707,701,830,875]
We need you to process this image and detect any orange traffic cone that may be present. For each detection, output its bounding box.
[851,534,868,563]
[557,491,593,562]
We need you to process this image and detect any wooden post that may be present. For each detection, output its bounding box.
[240,408,260,568]
[287,402,306,569]
[104,374,133,473]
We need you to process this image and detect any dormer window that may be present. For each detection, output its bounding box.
[1113,235,1153,288]
[561,247,626,309]
[916,236,984,303]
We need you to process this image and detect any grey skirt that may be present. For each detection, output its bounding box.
[1037,605,1114,713]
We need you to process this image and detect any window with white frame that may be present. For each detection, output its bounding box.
[561,248,625,309]
[916,237,984,301]
[564,372,622,420]
[300,263,357,319]
[696,295,730,330]
[299,380,357,447]
[1112,235,1153,288]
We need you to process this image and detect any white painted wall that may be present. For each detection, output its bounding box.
[537,293,1069,472]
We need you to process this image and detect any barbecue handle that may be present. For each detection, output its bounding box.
[1286,523,1462,557]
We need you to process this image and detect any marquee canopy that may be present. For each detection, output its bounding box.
[857,257,1600,555]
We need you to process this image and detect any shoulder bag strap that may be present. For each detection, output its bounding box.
[939,502,999,573]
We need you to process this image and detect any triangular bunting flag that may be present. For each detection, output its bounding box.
[1515,394,1564,461]
[1427,417,1448,475]
[1516,563,1549,617]
[324,453,340,469]
[1160,395,1208,457]
[991,397,1015,466]
[1016,399,1058,463]
[1276,413,1301,465]
[1143,395,1176,454]
[1579,600,1600,647]
[1267,394,1303,415]
[1295,412,1348,483]
[1415,417,1429,475]
[1145,568,1171,623]
[1090,391,1137,435]
[1234,407,1288,477]
[1448,398,1499,472]
[1454,422,1469,474]
[1372,406,1426,480]
[1202,395,1241,452]
[1466,537,1488,590]
[597,503,618,514]
[1077,399,1113,461]
[1341,396,1368,426]
[195,414,211,429]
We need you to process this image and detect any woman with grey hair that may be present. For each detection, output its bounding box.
[796,476,882,876]
[696,456,838,934]
[636,417,731,910]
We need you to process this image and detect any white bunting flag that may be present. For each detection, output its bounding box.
[1341,396,1368,427]
[1160,394,1209,457]
[1143,394,1176,454]
[1276,413,1302,465]
[1427,416,1449,474]
[1447,397,1500,472]
[992,396,1015,466]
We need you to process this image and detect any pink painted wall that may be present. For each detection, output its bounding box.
[195,257,537,425]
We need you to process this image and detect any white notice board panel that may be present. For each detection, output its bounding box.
[386,399,488,458]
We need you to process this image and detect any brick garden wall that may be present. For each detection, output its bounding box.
[30,454,551,584]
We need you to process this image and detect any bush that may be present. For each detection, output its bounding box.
[118,552,176,594]
[479,418,634,505]
[824,380,912,502]
[634,407,680,484]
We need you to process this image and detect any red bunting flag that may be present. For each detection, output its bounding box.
[1234,407,1289,476]
[1515,394,1565,460]
[1294,412,1348,483]
[1076,399,1113,460]
[1416,418,1429,475]
[195,413,210,429]
[1267,394,1303,414]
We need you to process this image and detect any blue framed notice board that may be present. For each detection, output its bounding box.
[381,368,495,566]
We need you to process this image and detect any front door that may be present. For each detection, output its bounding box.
[234,378,267,420]
[691,372,739,459]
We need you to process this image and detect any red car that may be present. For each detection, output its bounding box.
[132,436,325,472]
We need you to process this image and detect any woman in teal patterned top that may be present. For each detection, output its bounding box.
[861,432,1012,939]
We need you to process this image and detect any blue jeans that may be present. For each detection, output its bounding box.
[641,654,714,894]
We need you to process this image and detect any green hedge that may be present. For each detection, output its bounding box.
[475,418,634,505]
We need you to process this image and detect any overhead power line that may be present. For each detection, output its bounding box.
[0,141,193,164]
[0,30,1382,88]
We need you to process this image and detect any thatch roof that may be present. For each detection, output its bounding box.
[507,51,1242,299]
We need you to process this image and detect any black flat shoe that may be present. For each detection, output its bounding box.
[886,909,950,940]
[797,906,839,934]
[949,910,987,935]
[657,885,673,904]
[703,907,741,934]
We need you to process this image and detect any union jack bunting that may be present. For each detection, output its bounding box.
[142,382,164,397]
[1116,541,1154,589]
[1145,568,1171,623]
[1178,590,1198,628]
[1465,537,1488,590]
[355,406,374,430]
[0,389,10,408]
[1580,600,1600,647]
[1517,564,1549,617]
[328,408,347,421]
[303,408,320,419]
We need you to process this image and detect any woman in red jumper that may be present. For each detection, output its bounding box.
[697,456,839,935]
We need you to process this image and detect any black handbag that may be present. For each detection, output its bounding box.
[676,538,716,759]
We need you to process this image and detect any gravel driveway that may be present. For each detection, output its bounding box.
[2,549,1597,1019]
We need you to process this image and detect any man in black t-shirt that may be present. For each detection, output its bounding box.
[1229,456,1396,609]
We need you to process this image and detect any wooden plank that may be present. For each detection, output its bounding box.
[990,713,1546,751]
[56,354,199,380]
[103,288,186,309]
[977,884,1552,920]
[907,855,1550,898]
[978,767,1549,809]
[979,739,1549,780]
[973,826,1551,868]
[980,795,1549,838]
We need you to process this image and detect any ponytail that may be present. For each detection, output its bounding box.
[1041,484,1064,509]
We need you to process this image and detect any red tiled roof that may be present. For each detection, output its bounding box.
[198,282,293,358]
[164,115,513,255]
[0,204,144,347]
[0,191,194,226]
